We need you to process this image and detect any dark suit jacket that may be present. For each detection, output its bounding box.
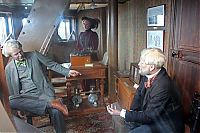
[125,67,184,133]
[5,51,70,101]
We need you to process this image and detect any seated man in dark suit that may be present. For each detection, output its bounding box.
[2,39,81,133]
[107,48,184,133]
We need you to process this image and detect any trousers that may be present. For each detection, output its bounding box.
[10,96,66,133]
[125,121,152,133]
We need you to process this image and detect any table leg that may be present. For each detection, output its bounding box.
[66,81,72,100]
[100,79,104,97]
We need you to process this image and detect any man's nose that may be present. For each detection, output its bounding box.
[138,61,141,66]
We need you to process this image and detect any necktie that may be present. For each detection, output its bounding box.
[16,60,26,67]
[144,76,156,89]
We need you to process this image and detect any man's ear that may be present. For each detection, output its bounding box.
[149,65,155,71]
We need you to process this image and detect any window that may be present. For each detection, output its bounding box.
[57,17,76,41]
[58,19,70,40]
[0,13,13,46]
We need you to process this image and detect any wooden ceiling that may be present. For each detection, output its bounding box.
[0,0,129,11]
[70,0,129,4]
[0,0,129,5]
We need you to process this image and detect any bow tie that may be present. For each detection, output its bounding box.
[16,60,26,67]
[144,76,156,89]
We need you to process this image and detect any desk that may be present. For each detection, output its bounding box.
[67,63,106,97]
[50,63,107,115]
[67,63,107,115]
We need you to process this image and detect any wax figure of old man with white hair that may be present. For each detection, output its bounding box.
[107,48,184,133]
[2,39,81,133]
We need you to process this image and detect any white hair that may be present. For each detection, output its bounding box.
[2,39,22,57]
[140,48,166,68]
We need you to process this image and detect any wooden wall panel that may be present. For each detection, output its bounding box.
[177,0,200,51]
[145,0,172,67]
[169,57,200,118]
[118,0,146,71]
[168,0,200,121]
[118,0,171,71]
[0,50,13,125]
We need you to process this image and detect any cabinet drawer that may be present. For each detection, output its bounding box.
[78,68,105,78]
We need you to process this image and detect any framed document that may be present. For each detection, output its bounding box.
[129,63,140,84]
[147,5,165,27]
[147,30,164,51]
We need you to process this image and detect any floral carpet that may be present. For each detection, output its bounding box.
[38,111,115,133]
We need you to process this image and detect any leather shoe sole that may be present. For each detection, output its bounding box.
[50,99,68,116]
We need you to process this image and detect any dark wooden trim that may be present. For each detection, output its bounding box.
[0,50,14,124]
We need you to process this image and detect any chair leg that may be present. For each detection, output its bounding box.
[49,114,52,125]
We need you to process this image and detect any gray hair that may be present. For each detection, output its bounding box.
[140,48,166,68]
[2,39,22,57]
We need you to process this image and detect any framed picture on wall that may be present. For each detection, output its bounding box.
[147,30,164,51]
[129,63,140,84]
[147,5,165,26]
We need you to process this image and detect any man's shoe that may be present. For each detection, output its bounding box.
[49,99,68,116]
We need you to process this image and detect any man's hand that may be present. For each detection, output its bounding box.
[69,70,81,77]
[106,104,121,116]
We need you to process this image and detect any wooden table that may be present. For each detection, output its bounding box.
[65,63,107,115]
[66,63,107,97]
[50,63,107,115]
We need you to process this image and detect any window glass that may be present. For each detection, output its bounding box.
[0,17,7,44]
[0,14,13,46]
[22,18,27,26]
[58,19,70,40]
[8,17,13,34]
[57,17,76,42]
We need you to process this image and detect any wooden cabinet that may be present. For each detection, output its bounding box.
[116,78,136,111]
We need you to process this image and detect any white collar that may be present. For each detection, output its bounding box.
[15,59,26,63]
[145,68,161,80]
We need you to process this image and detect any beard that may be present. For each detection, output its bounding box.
[139,68,150,76]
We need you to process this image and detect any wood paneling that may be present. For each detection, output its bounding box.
[118,0,146,71]
[118,0,171,70]
[169,0,200,121]
[170,57,200,116]
[176,0,199,52]
[117,78,136,110]
[0,50,14,126]
[107,0,118,101]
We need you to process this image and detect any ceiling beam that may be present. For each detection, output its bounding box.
[70,0,108,4]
